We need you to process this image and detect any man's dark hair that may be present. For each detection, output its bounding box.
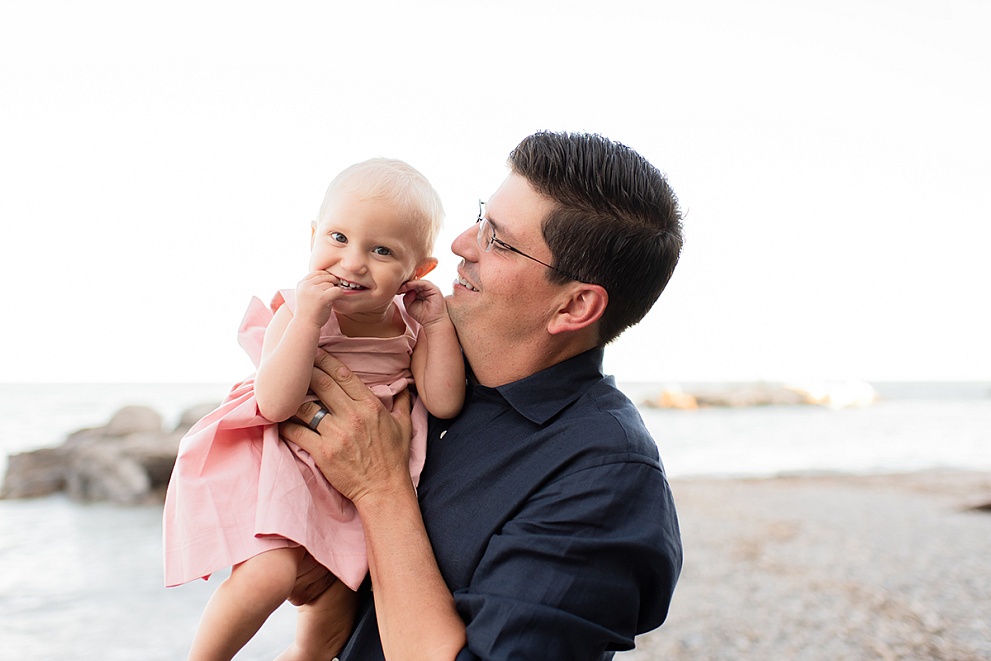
[508,131,684,345]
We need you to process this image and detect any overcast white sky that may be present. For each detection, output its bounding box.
[1,0,988,384]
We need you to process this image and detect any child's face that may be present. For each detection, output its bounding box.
[310,190,428,317]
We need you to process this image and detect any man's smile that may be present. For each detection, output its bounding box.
[455,272,479,292]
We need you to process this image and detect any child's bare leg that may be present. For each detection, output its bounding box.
[276,577,358,661]
[188,546,305,661]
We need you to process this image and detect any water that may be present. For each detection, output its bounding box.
[632,384,991,478]
[0,383,298,660]
[1,382,989,659]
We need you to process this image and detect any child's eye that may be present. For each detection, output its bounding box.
[330,232,347,244]
[372,246,393,256]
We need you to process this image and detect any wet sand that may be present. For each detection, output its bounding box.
[618,471,991,661]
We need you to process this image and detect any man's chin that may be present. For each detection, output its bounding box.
[445,299,471,330]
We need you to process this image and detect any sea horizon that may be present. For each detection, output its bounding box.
[2,379,989,481]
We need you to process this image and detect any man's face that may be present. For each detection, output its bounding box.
[447,173,565,381]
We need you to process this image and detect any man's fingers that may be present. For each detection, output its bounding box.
[391,387,414,437]
[308,350,351,406]
[393,387,412,416]
[279,416,308,448]
[293,401,330,429]
[287,552,336,606]
[282,401,328,448]
[312,349,375,403]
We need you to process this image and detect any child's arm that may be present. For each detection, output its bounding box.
[402,280,466,419]
[255,271,342,422]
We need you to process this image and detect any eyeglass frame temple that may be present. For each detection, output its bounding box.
[476,200,585,282]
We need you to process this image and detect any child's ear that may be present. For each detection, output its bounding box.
[310,221,317,249]
[412,257,438,280]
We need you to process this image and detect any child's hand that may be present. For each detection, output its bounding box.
[295,270,343,328]
[400,279,449,328]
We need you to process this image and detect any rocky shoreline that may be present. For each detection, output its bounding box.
[641,380,878,410]
[0,403,216,504]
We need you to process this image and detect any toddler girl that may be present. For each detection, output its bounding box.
[163,158,464,660]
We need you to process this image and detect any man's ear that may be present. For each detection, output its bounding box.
[547,284,608,335]
[412,257,439,280]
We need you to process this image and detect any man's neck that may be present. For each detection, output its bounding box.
[466,335,599,388]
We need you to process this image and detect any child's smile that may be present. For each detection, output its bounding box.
[334,277,368,291]
[309,191,430,323]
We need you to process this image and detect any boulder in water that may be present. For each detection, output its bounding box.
[1,402,215,504]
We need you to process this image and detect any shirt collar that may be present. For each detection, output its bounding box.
[479,347,606,425]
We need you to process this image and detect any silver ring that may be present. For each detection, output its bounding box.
[307,407,330,432]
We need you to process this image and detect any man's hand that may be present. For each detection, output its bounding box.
[280,350,414,506]
[288,551,338,606]
[282,352,466,659]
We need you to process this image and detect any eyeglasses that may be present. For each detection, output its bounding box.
[475,200,584,282]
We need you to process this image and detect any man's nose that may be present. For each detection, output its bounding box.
[451,223,478,260]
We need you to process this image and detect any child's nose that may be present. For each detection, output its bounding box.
[340,248,368,274]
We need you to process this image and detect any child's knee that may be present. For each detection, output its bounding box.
[230,548,302,600]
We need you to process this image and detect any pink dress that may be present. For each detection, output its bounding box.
[162,290,428,590]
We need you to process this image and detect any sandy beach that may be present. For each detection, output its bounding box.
[617,471,991,660]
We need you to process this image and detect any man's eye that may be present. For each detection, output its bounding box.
[330,232,347,243]
[372,246,393,256]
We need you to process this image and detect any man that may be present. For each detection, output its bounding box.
[282,131,684,660]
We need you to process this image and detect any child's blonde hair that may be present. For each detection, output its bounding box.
[318,158,445,259]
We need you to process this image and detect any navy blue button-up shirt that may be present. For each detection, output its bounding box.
[339,348,682,660]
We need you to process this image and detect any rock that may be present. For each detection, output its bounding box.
[646,387,699,410]
[124,429,185,496]
[788,380,877,409]
[1,402,211,504]
[174,402,220,433]
[643,381,877,409]
[64,429,185,504]
[66,441,152,504]
[104,405,163,436]
[0,447,69,499]
[695,384,809,408]
[643,383,809,409]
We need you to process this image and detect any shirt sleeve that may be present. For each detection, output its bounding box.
[451,457,682,661]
